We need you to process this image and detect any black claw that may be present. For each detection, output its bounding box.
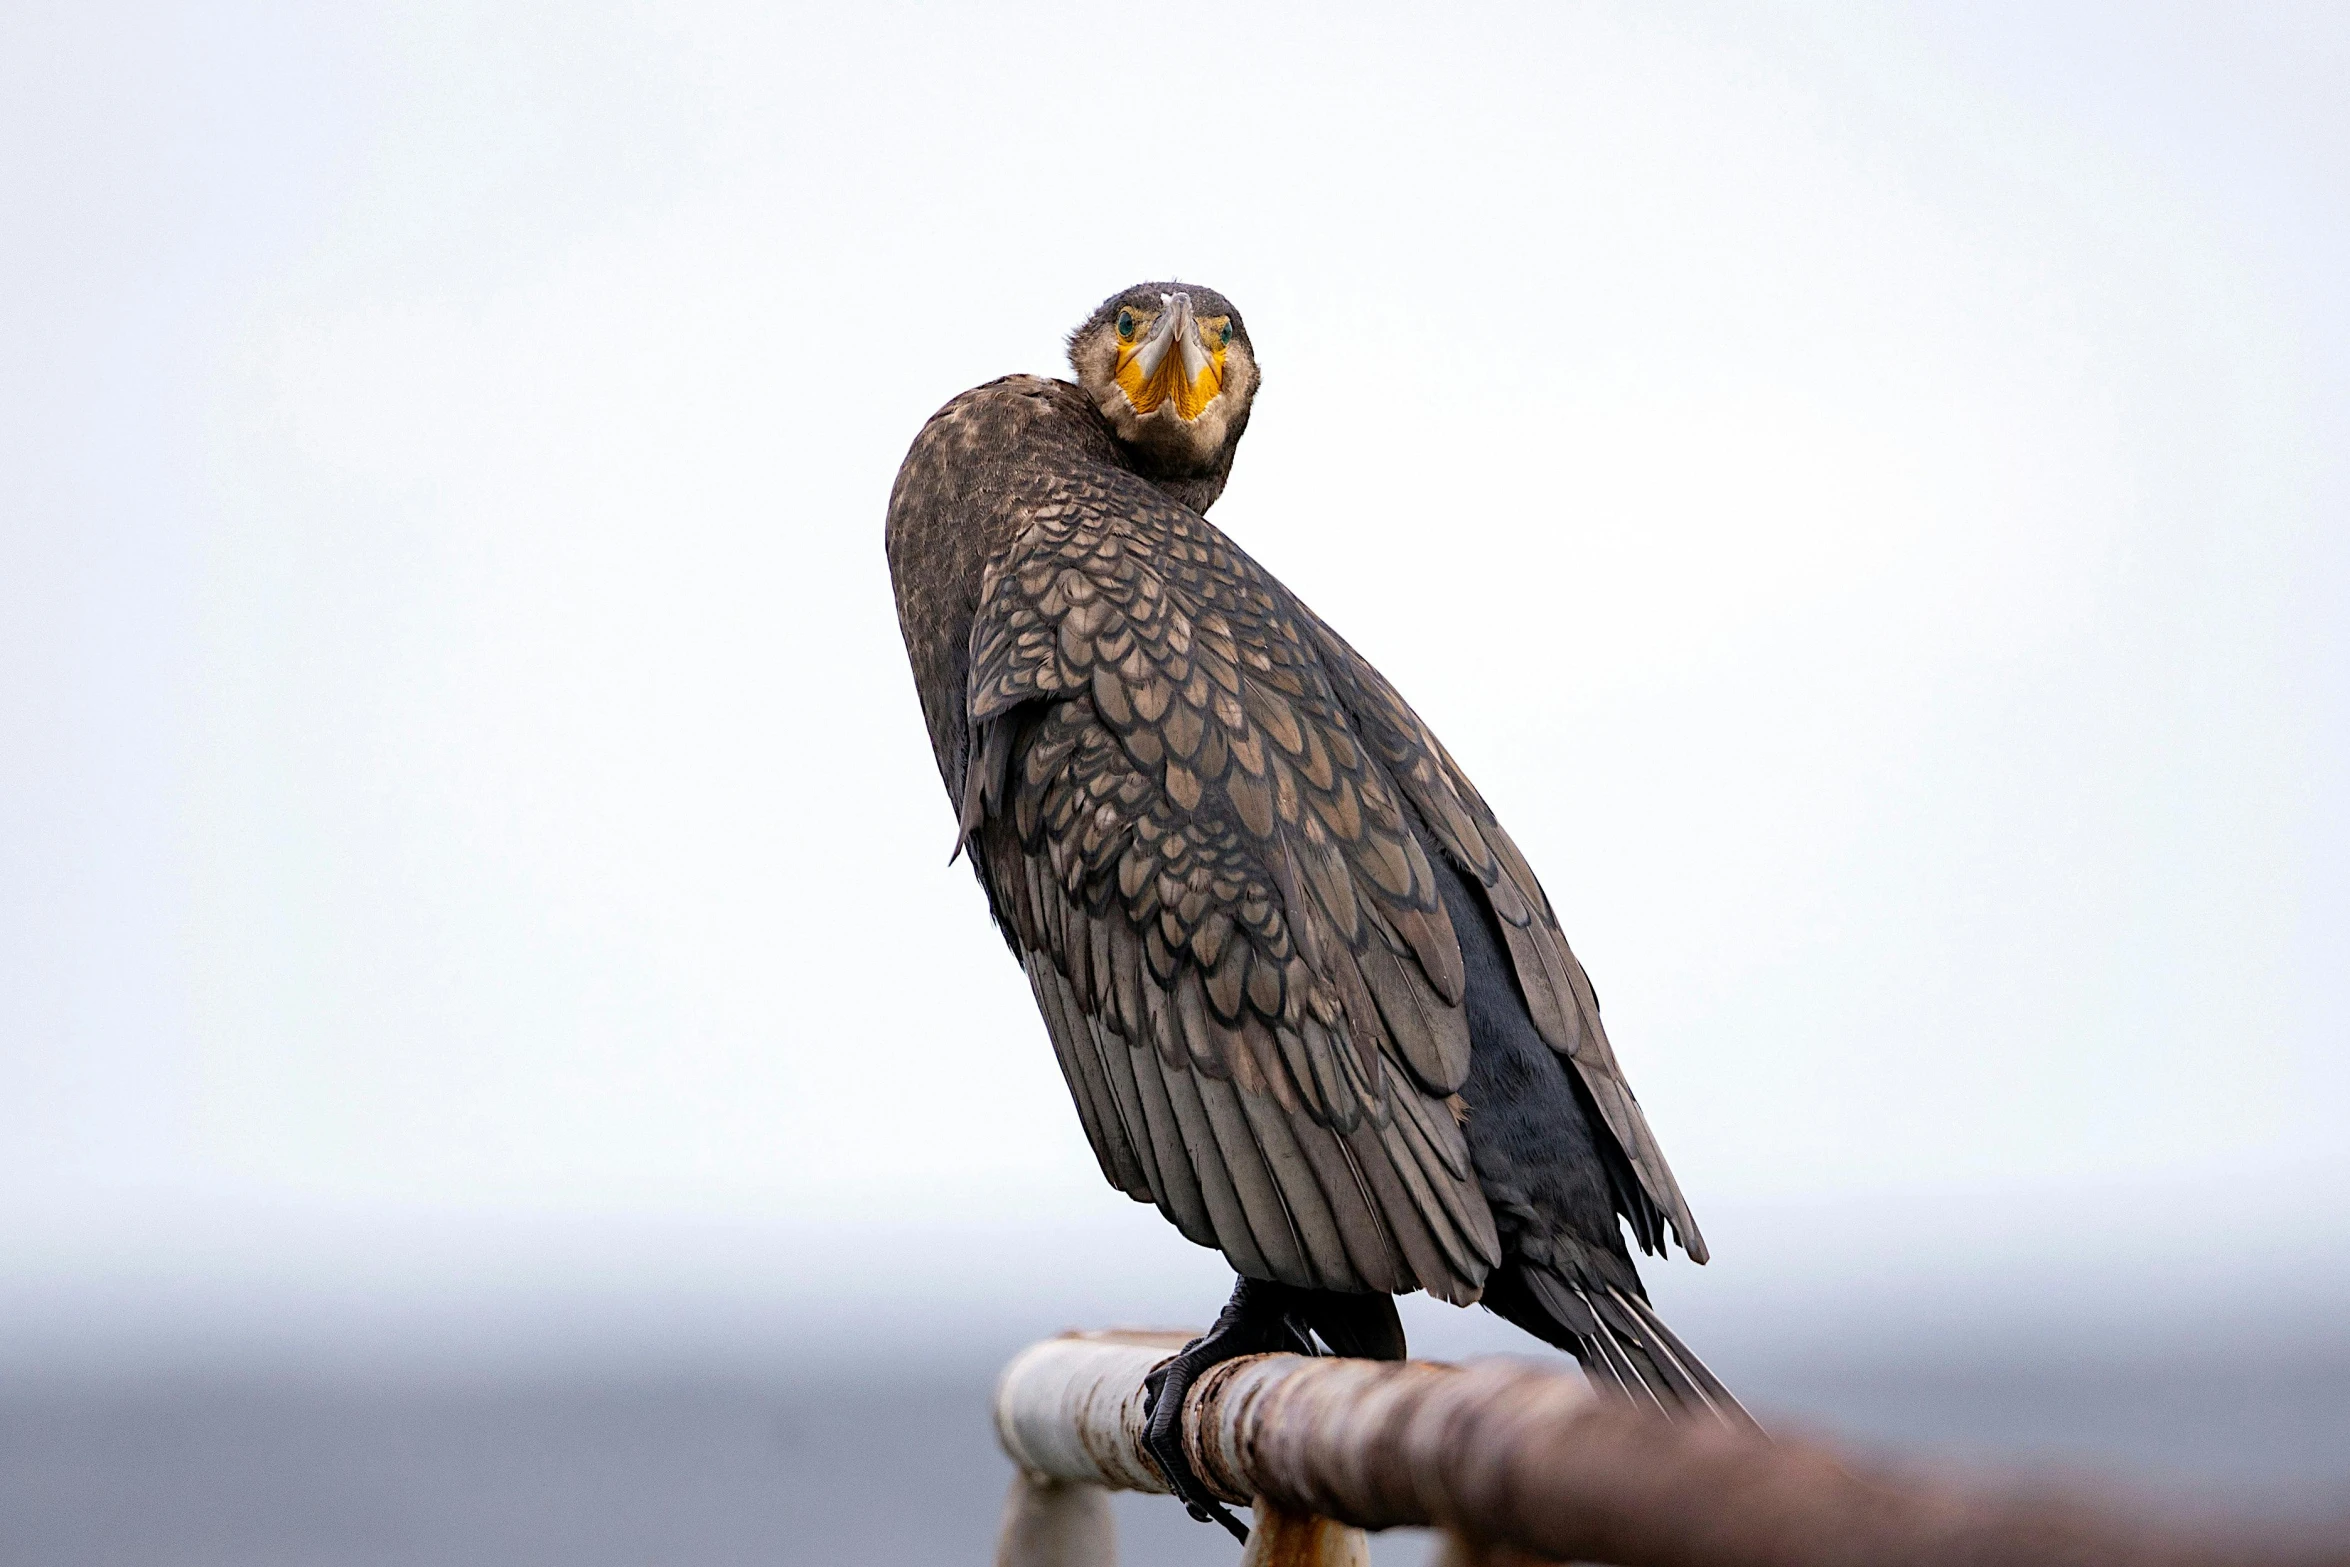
[1195,1497,1252,1544]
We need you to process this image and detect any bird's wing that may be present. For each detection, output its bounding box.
[959,477,1501,1302]
[1298,612,1708,1263]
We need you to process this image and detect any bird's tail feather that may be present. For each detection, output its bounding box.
[1520,1266,1757,1431]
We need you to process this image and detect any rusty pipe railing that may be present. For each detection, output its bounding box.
[992,1329,2350,1567]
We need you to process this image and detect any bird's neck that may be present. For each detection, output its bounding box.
[1143,468,1230,514]
[1113,407,1247,516]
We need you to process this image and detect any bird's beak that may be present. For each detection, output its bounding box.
[1116,291,1224,422]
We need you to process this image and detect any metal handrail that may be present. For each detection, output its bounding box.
[991,1329,2347,1567]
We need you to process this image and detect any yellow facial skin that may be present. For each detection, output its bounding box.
[1111,303,1233,423]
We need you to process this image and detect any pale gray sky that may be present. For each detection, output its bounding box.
[3,1,2344,1353]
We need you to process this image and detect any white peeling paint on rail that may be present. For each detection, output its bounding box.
[992,1329,1188,1494]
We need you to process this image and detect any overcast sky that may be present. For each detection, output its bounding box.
[3,1,2344,1350]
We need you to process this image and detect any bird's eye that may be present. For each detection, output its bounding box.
[1219,322,1233,345]
[1116,309,1136,340]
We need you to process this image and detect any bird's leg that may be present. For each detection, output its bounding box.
[1141,1275,1315,1543]
[1293,1288,1407,1363]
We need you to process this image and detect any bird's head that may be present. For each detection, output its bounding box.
[1068,282,1258,507]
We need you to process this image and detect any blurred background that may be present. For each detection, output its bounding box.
[4,1,2346,1561]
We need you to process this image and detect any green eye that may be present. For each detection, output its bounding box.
[1219,322,1233,345]
[1116,309,1136,340]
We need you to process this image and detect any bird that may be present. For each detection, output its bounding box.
[885,282,1748,1540]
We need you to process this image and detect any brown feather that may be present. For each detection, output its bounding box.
[1153,1049,1273,1280]
[1193,1069,1312,1285]
[1231,1084,1359,1291]
[1356,937,1473,1096]
[1342,1117,1468,1304]
[1026,956,1147,1194]
[1126,1031,1217,1247]
[1088,1017,1161,1203]
[1288,1116,1411,1292]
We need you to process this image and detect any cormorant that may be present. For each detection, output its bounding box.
[886,282,1747,1539]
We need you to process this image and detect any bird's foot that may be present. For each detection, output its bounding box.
[1142,1352,1248,1542]
[1141,1276,1315,1544]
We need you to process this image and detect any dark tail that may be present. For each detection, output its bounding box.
[1494,1263,1758,1430]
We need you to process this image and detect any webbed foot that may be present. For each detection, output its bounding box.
[1140,1276,1315,1543]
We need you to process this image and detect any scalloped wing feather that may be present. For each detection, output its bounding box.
[965,476,1500,1301]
